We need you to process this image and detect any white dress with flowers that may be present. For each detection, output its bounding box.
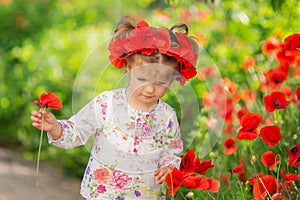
[48,88,183,200]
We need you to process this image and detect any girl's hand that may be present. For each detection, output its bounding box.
[154,166,173,184]
[31,109,62,140]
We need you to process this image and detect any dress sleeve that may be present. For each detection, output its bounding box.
[159,111,183,169]
[47,92,108,149]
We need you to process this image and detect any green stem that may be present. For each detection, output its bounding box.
[206,191,215,200]
[36,110,45,187]
[178,191,187,200]
[237,180,246,200]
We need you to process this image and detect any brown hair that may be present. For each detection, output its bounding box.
[113,16,180,71]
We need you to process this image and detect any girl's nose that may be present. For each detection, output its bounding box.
[145,83,155,93]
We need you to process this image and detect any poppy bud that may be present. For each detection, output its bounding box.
[185,191,194,199]
[209,152,217,158]
[251,155,257,164]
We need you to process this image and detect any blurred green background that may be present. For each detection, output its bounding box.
[1,0,299,178]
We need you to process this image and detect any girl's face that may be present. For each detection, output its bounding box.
[126,64,176,111]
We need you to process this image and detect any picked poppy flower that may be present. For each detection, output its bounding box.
[223,137,237,155]
[281,169,300,183]
[237,112,262,140]
[261,151,280,170]
[180,149,196,175]
[263,91,290,112]
[260,125,282,148]
[166,168,184,196]
[34,92,62,110]
[287,144,300,167]
[252,174,277,200]
[33,92,62,187]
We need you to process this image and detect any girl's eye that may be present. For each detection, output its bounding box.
[156,82,166,86]
[137,78,147,82]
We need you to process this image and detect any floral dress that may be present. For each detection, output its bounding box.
[48,88,183,200]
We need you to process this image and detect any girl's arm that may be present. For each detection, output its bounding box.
[33,93,107,149]
[154,112,183,183]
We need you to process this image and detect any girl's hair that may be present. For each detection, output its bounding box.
[113,16,179,70]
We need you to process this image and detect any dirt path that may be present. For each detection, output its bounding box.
[0,147,84,200]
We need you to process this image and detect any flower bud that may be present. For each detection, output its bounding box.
[209,152,217,158]
[185,191,194,199]
[251,155,257,164]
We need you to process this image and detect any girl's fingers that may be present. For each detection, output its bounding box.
[31,110,41,117]
[30,115,41,123]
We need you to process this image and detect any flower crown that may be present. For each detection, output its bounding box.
[108,20,198,84]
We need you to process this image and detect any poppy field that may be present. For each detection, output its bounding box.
[162,33,300,199]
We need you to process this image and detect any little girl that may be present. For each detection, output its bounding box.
[31,16,198,200]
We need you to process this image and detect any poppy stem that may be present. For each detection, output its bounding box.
[237,180,246,200]
[36,109,45,187]
[275,154,281,194]
[274,109,281,124]
[178,191,187,200]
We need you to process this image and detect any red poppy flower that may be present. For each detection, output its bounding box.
[237,106,249,120]
[283,33,300,56]
[242,55,256,70]
[261,151,280,170]
[248,173,264,185]
[264,66,289,90]
[262,37,281,55]
[281,169,300,183]
[275,45,296,66]
[260,125,282,148]
[182,174,202,188]
[33,92,62,110]
[180,149,196,175]
[229,159,245,182]
[287,144,300,167]
[220,173,231,189]
[271,193,281,200]
[223,77,238,96]
[263,91,290,112]
[223,137,237,155]
[241,89,256,103]
[252,174,277,200]
[194,158,214,175]
[280,86,293,101]
[296,86,300,103]
[165,168,184,196]
[197,177,220,193]
[198,65,216,81]
[237,112,262,140]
